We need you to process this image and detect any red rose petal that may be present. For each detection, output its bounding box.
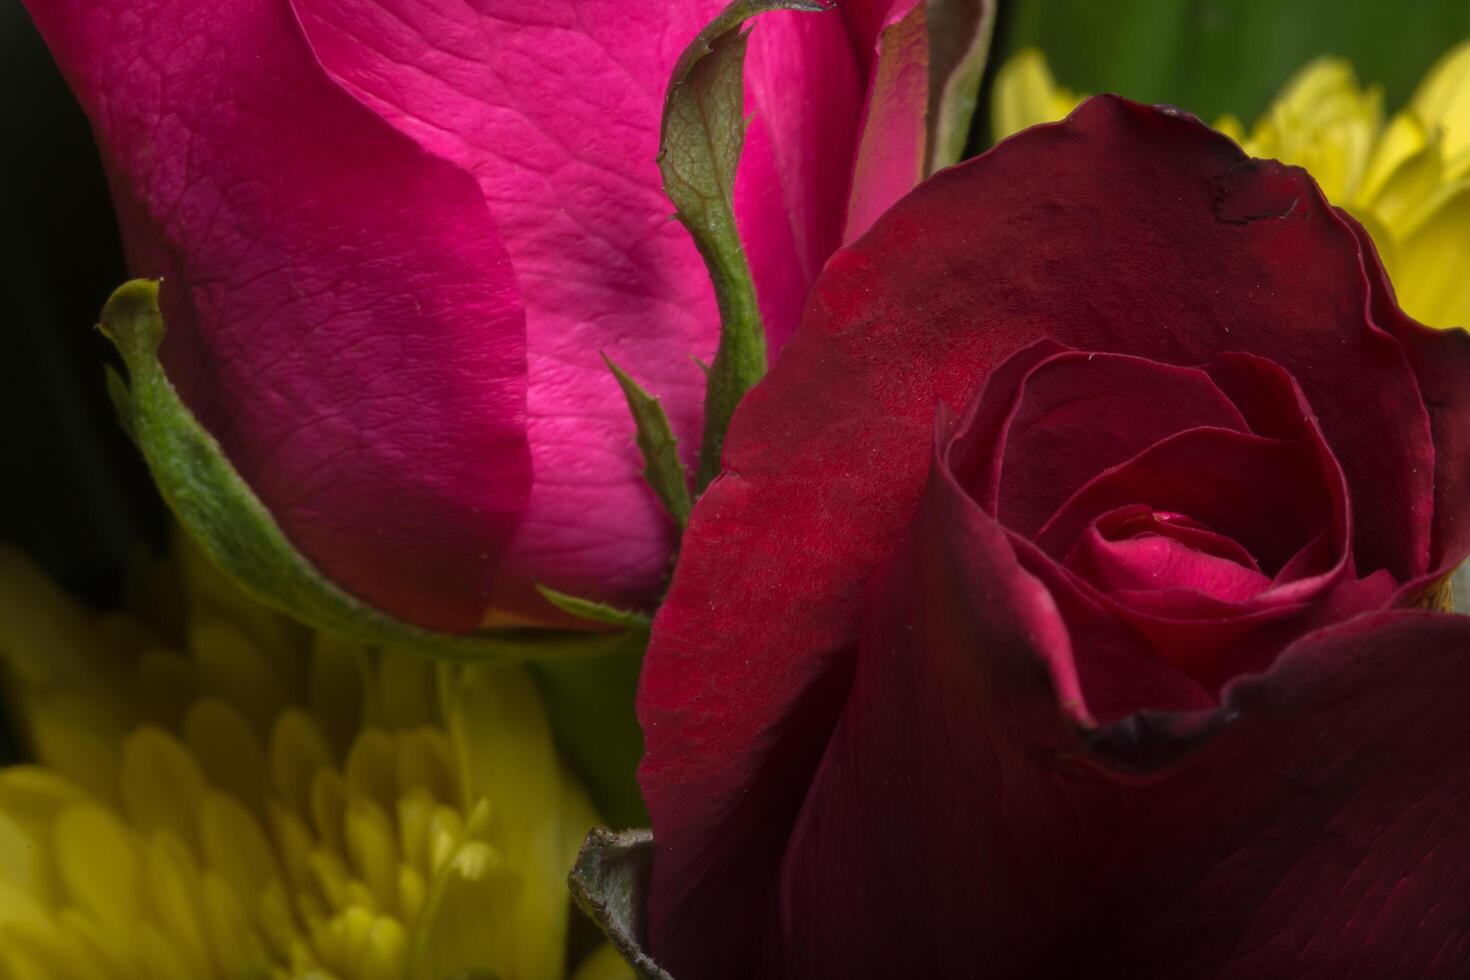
[1034,426,1326,572]
[1345,209,1470,577]
[1093,505,1264,570]
[994,351,1248,535]
[639,97,1456,975]
[779,460,1470,977]
[1065,525,1273,601]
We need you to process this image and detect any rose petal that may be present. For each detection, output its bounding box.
[1065,525,1273,601]
[1092,506,1264,571]
[1033,528,1397,707]
[1205,352,1354,579]
[291,0,732,614]
[737,9,866,353]
[1342,211,1470,578]
[1035,427,1327,573]
[25,0,531,630]
[1012,526,1280,719]
[291,0,936,613]
[640,97,1455,971]
[992,351,1249,535]
[779,490,1470,976]
[840,0,929,242]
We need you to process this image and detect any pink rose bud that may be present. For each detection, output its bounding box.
[24,0,951,631]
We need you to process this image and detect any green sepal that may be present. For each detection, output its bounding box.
[535,582,652,630]
[104,363,136,443]
[568,827,672,980]
[602,355,693,529]
[98,279,628,663]
[925,0,998,173]
[660,0,829,493]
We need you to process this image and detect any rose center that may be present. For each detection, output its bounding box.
[945,341,1370,714]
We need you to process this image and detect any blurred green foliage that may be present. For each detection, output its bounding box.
[992,0,1470,128]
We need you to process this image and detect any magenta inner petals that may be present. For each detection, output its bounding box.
[994,351,1250,535]
[941,341,1396,718]
[1066,525,1274,602]
[1092,506,1264,570]
[1033,426,1328,573]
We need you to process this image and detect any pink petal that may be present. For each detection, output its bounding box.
[737,9,864,353]
[840,0,929,243]
[291,0,941,614]
[292,0,729,614]
[25,0,531,631]
[1066,526,1273,601]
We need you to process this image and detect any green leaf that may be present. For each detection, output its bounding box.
[602,355,693,528]
[98,279,628,663]
[660,0,829,493]
[925,0,999,173]
[567,827,671,980]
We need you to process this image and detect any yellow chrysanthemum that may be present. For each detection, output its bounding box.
[0,542,625,980]
[992,42,1470,329]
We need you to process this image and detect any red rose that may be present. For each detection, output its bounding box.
[637,96,1470,978]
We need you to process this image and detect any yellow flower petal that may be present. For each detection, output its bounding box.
[0,924,83,980]
[1411,39,1470,175]
[136,650,203,730]
[272,709,335,819]
[25,693,126,805]
[142,830,214,978]
[343,798,399,913]
[185,698,270,817]
[571,943,637,980]
[0,812,50,928]
[120,726,208,850]
[1391,181,1470,328]
[200,870,270,975]
[991,49,1081,143]
[192,619,291,736]
[52,804,142,937]
[396,728,456,807]
[1214,113,1247,144]
[201,790,285,908]
[137,922,201,980]
[344,730,398,817]
[0,548,96,687]
[1359,110,1431,205]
